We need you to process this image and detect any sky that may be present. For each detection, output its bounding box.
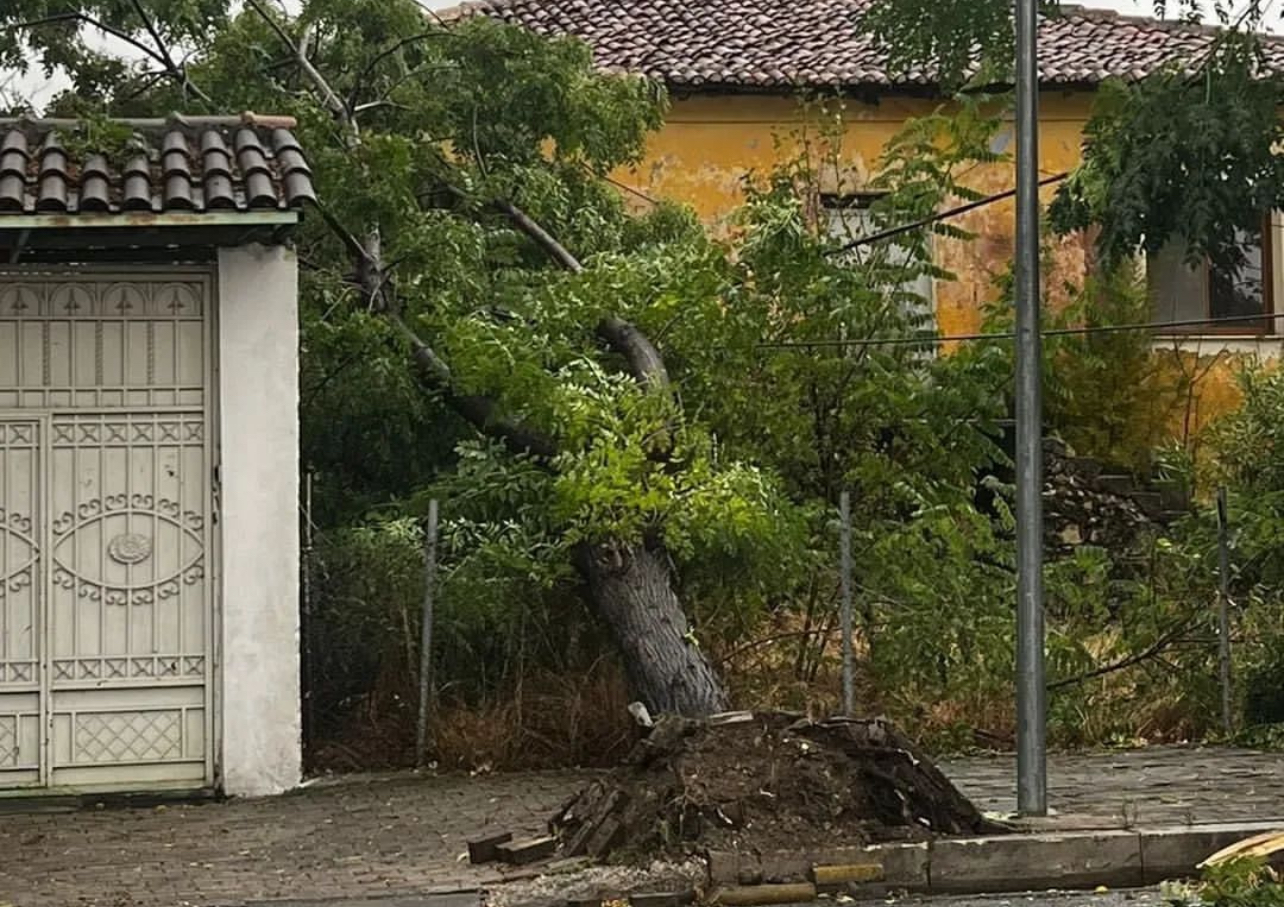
[0,0,1267,112]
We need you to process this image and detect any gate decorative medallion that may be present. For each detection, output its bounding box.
[0,270,213,791]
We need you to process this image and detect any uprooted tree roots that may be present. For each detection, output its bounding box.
[551,712,1004,859]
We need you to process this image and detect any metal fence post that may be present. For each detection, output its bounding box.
[301,471,315,750]
[840,490,854,717]
[416,499,439,769]
[1015,0,1048,816]
[1217,487,1233,735]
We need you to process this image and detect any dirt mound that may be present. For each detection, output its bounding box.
[551,712,1002,859]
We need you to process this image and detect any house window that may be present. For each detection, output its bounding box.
[820,193,935,331]
[1148,215,1277,334]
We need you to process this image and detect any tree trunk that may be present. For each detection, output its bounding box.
[583,541,728,717]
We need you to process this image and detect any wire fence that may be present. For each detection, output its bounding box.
[296,461,1250,773]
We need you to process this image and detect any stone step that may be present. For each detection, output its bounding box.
[1063,456,1104,481]
[1152,478,1191,512]
[1128,491,1164,519]
[1096,474,1136,495]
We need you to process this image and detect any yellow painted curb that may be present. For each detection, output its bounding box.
[812,862,885,886]
[708,882,817,905]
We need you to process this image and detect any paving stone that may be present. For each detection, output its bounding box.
[756,850,810,883]
[0,770,592,907]
[940,748,1284,827]
[5,749,1284,907]
[819,842,929,890]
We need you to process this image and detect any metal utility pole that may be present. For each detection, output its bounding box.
[1014,0,1048,816]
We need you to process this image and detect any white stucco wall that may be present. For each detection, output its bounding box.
[216,243,302,797]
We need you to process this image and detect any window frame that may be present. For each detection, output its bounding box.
[818,191,937,326]
[1150,212,1277,336]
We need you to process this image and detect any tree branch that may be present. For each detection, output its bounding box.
[19,13,168,67]
[245,0,352,126]
[19,10,212,105]
[1047,620,1195,692]
[126,0,213,105]
[388,313,559,458]
[495,198,671,390]
[348,32,449,114]
[595,315,672,391]
[495,198,585,271]
[245,1,563,460]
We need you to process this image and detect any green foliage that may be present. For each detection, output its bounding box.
[860,0,1051,89]
[16,0,1284,758]
[1050,34,1284,277]
[656,100,1029,720]
[982,260,1191,473]
[1213,368,1284,499]
[1243,641,1284,728]
[308,518,426,728]
[863,0,1284,286]
[1166,858,1284,907]
[1199,367,1284,730]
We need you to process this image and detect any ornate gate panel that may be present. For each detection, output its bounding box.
[0,269,213,791]
[0,420,42,788]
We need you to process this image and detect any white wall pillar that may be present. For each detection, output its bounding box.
[216,243,302,797]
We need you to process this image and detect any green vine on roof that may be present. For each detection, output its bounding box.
[56,110,140,169]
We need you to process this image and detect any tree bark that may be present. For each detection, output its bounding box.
[583,541,728,717]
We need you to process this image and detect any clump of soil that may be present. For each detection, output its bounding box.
[551,712,1003,859]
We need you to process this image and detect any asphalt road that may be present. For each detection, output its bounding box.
[864,890,1167,907]
[241,890,1170,907]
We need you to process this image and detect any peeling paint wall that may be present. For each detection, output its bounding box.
[614,90,1269,436]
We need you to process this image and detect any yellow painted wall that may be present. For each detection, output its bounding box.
[614,91,1268,443]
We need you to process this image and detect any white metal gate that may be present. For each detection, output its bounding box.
[0,269,214,791]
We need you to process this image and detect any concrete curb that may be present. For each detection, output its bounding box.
[707,820,1284,896]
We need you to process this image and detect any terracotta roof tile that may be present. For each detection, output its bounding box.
[0,114,316,217]
[465,0,1284,89]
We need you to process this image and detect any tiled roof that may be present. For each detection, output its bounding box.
[0,114,316,217]
[466,0,1284,89]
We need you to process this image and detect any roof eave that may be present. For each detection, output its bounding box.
[0,209,303,257]
[664,78,1104,96]
[0,209,301,231]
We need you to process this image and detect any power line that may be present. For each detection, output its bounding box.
[827,172,1069,256]
[828,0,1279,259]
[758,312,1284,350]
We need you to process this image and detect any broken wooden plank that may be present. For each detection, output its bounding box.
[467,828,513,864]
[496,835,558,865]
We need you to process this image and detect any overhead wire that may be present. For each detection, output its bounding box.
[758,312,1284,349]
[792,1,1284,353]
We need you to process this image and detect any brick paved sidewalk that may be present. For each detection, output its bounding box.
[2,747,1283,907]
[943,747,1284,827]
[0,771,592,907]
